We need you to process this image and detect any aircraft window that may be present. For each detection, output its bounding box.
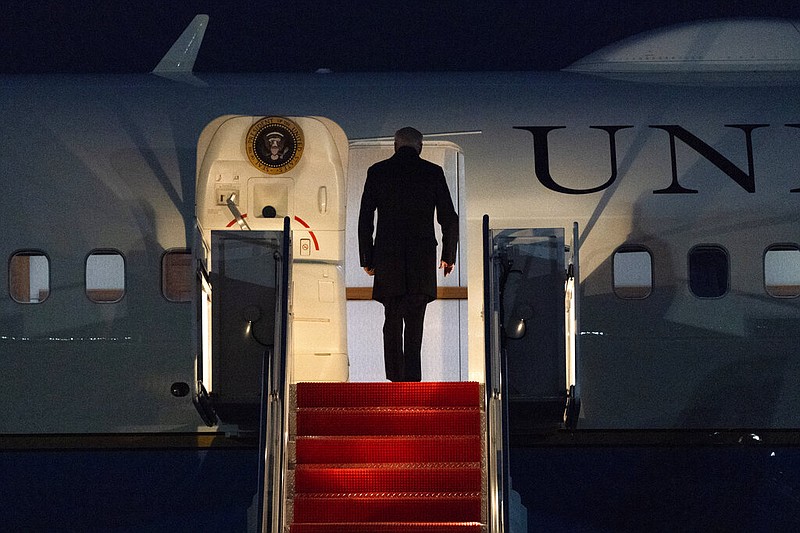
[86,251,125,303]
[613,247,652,299]
[688,245,728,298]
[162,250,192,302]
[9,252,50,304]
[764,245,800,298]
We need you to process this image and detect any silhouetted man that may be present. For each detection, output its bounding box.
[358,127,459,382]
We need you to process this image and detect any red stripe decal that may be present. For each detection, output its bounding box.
[225,213,248,228]
[293,216,319,250]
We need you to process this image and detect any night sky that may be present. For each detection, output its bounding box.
[2,1,800,74]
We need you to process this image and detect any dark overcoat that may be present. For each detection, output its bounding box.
[358,146,459,303]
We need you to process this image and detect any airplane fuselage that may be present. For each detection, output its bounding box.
[1,69,799,432]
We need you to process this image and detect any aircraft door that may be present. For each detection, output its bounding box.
[194,115,350,430]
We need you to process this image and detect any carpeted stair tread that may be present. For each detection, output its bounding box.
[291,493,482,523]
[295,407,481,436]
[296,381,481,408]
[289,522,484,532]
[293,464,482,493]
[293,435,482,464]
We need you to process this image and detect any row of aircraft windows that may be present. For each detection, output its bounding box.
[614,244,800,299]
[8,250,192,304]
[8,245,800,304]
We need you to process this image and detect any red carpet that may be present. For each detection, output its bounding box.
[288,381,485,532]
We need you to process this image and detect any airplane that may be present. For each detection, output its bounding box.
[2,14,800,531]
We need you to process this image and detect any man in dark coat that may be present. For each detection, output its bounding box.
[358,127,459,382]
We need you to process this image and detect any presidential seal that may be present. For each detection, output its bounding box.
[246,116,305,174]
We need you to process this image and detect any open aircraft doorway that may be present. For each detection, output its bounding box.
[345,140,468,382]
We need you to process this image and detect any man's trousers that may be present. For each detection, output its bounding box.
[381,294,429,382]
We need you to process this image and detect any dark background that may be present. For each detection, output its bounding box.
[3,1,799,73]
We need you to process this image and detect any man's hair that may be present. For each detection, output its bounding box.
[394,127,423,154]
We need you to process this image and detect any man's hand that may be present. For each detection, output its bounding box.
[363,266,375,276]
[439,261,454,276]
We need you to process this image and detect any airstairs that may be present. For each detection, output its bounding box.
[285,381,486,532]
[193,219,578,531]
[193,116,581,531]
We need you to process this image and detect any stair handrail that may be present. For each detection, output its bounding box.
[482,215,509,533]
[257,217,292,532]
